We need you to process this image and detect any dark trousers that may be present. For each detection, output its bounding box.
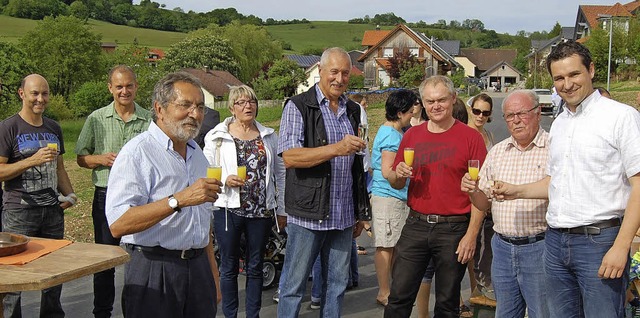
[384,215,468,318]
[2,205,65,318]
[122,245,217,318]
[473,215,494,293]
[92,187,120,318]
[214,211,271,318]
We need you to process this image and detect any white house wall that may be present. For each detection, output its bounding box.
[455,57,476,77]
[296,64,321,94]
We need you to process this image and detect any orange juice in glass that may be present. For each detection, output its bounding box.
[404,148,414,166]
[237,166,247,181]
[207,165,222,181]
[468,160,480,181]
[47,142,58,152]
[404,147,415,178]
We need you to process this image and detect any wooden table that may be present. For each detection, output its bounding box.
[0,241,130,318]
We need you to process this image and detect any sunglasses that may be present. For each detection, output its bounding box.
[471,108,492,117]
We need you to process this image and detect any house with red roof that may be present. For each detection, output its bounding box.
[575,1,640,41]
[357,24,461,88]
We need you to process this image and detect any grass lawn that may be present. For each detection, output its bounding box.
[0,15,186,49]
[265,21,393,53]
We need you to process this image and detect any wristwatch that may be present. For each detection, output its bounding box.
[168,194,181,213]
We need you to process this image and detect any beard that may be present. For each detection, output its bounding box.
[166,116,201,143]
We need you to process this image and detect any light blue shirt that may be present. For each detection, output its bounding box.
[106,122,212,250]
[370,125,408,200]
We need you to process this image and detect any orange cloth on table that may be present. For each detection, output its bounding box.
[0,239,73,265]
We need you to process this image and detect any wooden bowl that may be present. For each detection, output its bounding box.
[0,232,30,257]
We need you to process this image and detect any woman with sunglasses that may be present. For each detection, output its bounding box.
[468,93,495,149]
[467,93,496,309]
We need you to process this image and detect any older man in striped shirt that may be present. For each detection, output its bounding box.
[461,90,550,318]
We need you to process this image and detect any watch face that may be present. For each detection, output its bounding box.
[169,197,179,209]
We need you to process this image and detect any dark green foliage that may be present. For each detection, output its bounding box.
[4,0,68,19]
[68,81,112,117]
[0,42,35,118]
[252,59,306,99]
[20,16,103,98]
[162,33,240,76]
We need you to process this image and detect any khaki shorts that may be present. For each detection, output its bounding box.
[371,195,409,248]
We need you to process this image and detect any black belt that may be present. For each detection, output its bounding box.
[556,218,621,235]
[409,210,469,223]
[498,233,545,245]
[126,244,204,260]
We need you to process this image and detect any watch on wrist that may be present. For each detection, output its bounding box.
[168,194,181,213]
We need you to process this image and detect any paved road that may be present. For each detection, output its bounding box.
[24,91,551,317]
[22,232,486,317]
[483,92,554,144]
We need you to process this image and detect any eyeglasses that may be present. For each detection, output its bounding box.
[471,108,492,117]
[234,100,257,107]
[503,105,538,122]
[172,101,206,114]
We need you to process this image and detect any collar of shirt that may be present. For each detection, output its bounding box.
[147,121,197,160]
[506,126,547,152]
[314,84,348,117]
[105,101,147,122]
[563,89,600,117]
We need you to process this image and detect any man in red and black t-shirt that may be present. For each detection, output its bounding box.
[383,75,487,318]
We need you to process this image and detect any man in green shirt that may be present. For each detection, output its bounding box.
[75,65,151,318]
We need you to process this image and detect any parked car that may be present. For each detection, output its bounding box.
[533,88,553,114]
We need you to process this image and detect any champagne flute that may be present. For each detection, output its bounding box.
[404,147,414,178]
[207,165,222,181]
[356,123,368,155]
[468,160,480,192]
[207,165,222,210]
[237,166,247,181]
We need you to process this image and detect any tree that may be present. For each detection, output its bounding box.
[462,19,485,32]
[4,0,68,19]
[193,23,282,82]
[69,1,90,21]
[386,48,425,87]
[100,45,163,108]
[585,26,627,82]
[161,34,240,76]
[251,59,306,99]
[20,16,102,98]
[0,42,36,119]
[549,22,562,38]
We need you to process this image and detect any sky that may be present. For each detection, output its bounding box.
[134,0,620,34]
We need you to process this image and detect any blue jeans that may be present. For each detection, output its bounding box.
[384,215,469,318]
[545,226,628,318]
[2,205,65,318]
[491,234,548,318]
[214,210,272,318]
[312,256,322,302]
[277,223,353,318]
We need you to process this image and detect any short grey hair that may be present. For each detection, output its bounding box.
[151,71,203,122]
[418,75,456,99]
[501,90,540,113]
[227,85,258,110]
[320,47,351,69]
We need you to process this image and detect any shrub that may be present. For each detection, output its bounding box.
[69,81,112,117]
[44,94,74,120]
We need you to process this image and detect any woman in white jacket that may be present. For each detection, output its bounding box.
[203,85,285,318]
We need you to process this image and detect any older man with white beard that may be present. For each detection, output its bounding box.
[106,72,222,318]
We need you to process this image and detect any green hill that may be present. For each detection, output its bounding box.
[265,21,394,53]
[0,15,186,49]
[0,15,516,54]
